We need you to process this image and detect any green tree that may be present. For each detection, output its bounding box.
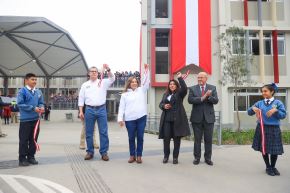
[217,27,253,131]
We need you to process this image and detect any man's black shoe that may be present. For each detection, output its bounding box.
[163,157,169,164]
[173,158,178,164]
[205,160,214,166]
[193,159,200,165]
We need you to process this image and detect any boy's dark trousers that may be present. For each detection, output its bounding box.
[19,120,39,161]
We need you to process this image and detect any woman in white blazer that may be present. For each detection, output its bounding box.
[118,64,150,164]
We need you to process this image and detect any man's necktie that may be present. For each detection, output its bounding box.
[201,86,205,97]
[266,99,270,105]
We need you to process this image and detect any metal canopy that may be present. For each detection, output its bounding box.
[0,16,88,78]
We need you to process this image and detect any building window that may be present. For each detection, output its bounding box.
[264,37,272,55]
[234,95,247,111]
[156,51,169,74]
[155,28,169,74]
[232,38,245,54]
[233,88,287,111]
[156,29,169,47]
[278,40,285,55]
[249,95,263,107]
[155,0,168,18]
[238,33,286,56]
[251,39,260,55]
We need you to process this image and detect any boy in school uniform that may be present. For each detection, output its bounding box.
[248,83,286,176]
[17,73,44,166]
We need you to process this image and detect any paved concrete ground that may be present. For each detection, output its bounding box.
[0,120,289,193]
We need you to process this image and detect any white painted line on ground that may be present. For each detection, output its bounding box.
[0,175,74,193]
[1,175,30,193]
[30,180,57,193]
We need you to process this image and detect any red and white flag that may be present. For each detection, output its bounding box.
[171,0,212,74]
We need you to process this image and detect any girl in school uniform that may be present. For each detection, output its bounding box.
[247,83,286,176]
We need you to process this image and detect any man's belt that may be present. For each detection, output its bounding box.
[86,104,105,109]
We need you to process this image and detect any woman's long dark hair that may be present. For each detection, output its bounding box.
[166,79,180,95]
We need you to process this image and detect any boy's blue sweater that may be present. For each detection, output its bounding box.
[247,99,286,126]
[17,87,44,122]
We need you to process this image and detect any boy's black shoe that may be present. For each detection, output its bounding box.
[272,168,280,176]
[266,168,275,176]
[28,158,38,165]
[19,160,30,167]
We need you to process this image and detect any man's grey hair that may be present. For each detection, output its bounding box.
[198,72,208,78]
[89,66,98,72]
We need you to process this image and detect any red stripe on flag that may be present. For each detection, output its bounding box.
[272,30,279,83]
[171,0,186,73]
[198,0,212,74]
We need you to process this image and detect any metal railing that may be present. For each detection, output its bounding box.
[111,78,131,88]
[51,101,78,110]
[146,111,222,146]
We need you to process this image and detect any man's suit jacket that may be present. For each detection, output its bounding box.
[188,84,219,124]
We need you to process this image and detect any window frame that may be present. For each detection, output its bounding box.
[151,0,172,24]
[231,33,285,56]
[233,88,288,112]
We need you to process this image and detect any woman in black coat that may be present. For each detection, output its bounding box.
[159,72,191,164]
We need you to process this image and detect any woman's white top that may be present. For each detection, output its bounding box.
[117,70,150,122]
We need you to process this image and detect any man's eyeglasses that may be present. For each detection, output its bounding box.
[90,71,98,73]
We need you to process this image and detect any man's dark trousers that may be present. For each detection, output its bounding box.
[192,116,214,161]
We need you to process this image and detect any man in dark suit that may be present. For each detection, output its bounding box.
[188,72,219,166]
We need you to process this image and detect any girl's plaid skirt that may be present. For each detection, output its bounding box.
[252,124,284,155]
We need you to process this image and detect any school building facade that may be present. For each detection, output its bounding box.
[140,0,290,129]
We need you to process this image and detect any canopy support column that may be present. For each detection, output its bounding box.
[3,77,8,96]
[45,77,50,105]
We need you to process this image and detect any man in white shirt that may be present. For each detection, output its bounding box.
[78,64,115,161]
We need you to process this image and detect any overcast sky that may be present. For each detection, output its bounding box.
[0,0,141,71]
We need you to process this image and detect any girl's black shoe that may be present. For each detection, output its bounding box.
[272,168,280,176]
[266,168,275,176]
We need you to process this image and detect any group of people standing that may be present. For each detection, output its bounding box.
[0,101,19,125]
[78,63,219,166]
[14,63,286,177]
[158,72,218,165]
